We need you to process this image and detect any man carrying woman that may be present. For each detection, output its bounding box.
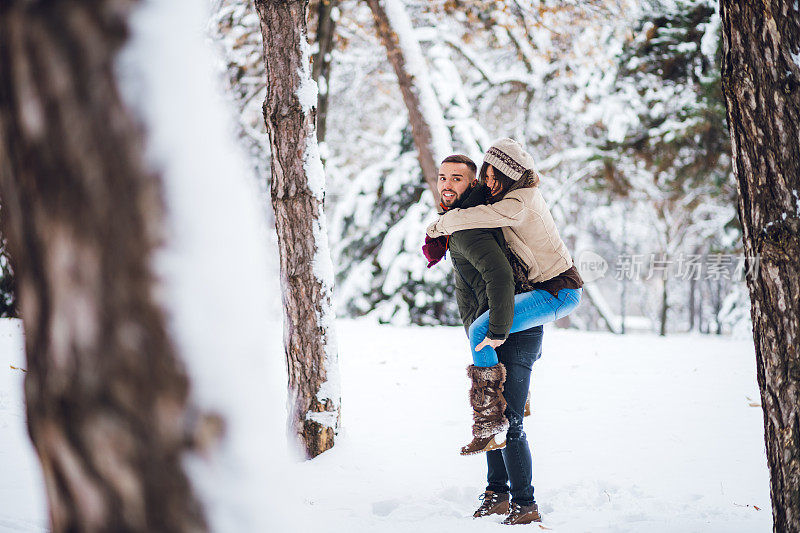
[423,139,583,525]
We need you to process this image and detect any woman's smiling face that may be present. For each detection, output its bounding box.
[485,165,502,196]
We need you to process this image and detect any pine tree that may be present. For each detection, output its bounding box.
[330,122,461,325]
[612,0,730,192]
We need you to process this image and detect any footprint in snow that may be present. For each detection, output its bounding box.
[372,499,400,517]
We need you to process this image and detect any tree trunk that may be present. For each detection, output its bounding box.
[688,275,696,332]
[0,2,209,531]
[312,0,338,144]
[719,2,800,530]
[659,278,668,336]
[699,283,706,334]
[364,0,453,199]
[255,0,341,459]
[712,277,724,336]
[583,283,623,334]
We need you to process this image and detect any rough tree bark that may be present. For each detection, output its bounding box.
[0,2,211,531]
[255,0,341,459]
[364,0,452,199]
[659,277,668,337]
[312,0,338,144]
[719,2,800,530]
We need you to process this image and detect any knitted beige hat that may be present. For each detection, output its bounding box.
[483,138,537,181]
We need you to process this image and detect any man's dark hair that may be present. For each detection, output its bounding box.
[441,154,477,178]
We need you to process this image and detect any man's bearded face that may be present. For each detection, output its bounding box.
[437,162,474,207]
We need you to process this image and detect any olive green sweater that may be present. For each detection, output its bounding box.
[447,185,515,340]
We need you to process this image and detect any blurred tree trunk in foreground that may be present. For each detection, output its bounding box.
[719,2,800,530]
[0,2,211,531]
[255,0,341,459]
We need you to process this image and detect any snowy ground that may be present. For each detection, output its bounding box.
[1,318,772,532]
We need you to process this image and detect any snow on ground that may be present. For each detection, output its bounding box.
[1,318,771,532]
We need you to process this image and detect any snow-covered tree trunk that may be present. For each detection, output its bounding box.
[365,0,453,199]
[0,2,210,530]
[255,0,340,459]
[719,2,800,530]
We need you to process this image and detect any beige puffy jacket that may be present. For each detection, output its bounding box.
[427,187,573,283]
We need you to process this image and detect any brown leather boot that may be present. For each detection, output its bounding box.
[460,434,506,455]
[460,363,509,456]
[524,390,531,417]
[473,490,510,518]
[502,502,542,525]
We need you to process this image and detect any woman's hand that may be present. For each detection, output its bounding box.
[475,336,505,352]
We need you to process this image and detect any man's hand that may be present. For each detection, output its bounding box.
[475,336,505,352]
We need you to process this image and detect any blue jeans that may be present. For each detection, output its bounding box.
[469,287,582,367]
[486,326,543,506]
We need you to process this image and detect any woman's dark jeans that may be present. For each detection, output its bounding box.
[485,324,543,506]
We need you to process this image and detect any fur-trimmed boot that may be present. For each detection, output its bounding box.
[460,363,510,455]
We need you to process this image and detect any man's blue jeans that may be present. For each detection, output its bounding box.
[469,287,581,367]
[485,325,543,506]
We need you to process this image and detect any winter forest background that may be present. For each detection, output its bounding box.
[204,0,748,337]
[2,0,794,531]
[0,0,750,334]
